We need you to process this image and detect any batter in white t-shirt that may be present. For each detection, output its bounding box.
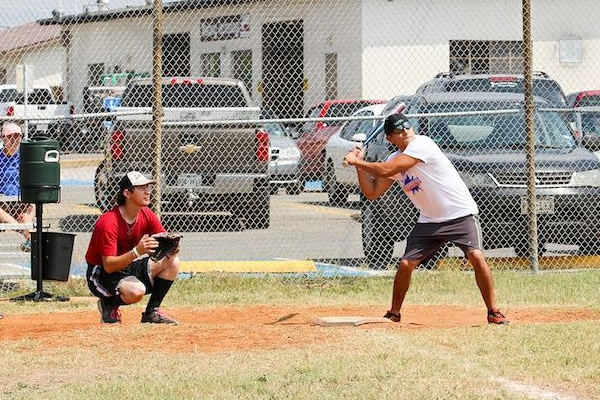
[386,135,478,223]
[343,112,508,326]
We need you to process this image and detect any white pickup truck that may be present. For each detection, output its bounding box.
[0,84,73,139]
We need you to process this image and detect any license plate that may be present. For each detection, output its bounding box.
[177,173,203,188]
[520,196,554,214]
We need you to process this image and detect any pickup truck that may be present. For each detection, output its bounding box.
[0,84,74,140]
[94,77,271,229]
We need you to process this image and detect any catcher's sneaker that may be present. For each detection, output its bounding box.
[487,308,509,324]
[141,308,179,325]
[383,311,401,323]
[97,298,121,324]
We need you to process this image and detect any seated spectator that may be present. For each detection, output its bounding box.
[0,122,35,252]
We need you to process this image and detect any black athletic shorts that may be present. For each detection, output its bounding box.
[402,214,483,262]
[86,258,154,299]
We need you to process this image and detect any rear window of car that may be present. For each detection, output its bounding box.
[0,88,21,103]
[577,95,600,107]
[122,83,248,108]
[444,78,567,107]
[325,102,383,125]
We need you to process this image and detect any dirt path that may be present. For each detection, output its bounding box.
[1,304,598,353]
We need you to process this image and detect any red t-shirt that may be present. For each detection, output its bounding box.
[85,206,165,266]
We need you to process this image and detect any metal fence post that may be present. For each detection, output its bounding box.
[523,0,539,273]
[152,0,163,217]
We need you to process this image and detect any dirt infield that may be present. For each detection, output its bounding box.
[2,303,599,353]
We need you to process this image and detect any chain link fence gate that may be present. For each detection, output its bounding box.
[2,0,600,295]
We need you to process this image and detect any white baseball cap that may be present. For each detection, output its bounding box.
[119,171,156,189]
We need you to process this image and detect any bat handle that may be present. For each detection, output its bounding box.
[342,159,349,168]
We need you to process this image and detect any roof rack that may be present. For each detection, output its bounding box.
[532,71,550,78]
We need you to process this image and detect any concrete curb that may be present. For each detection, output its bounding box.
[60,154,104,168]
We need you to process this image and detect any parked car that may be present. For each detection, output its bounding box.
[94,76,270,229]
[361,92,600,269]
[67,85,126,153]
[567,90,600,108]
[260,110,302,195]
[416,71,568,107]
[295,99,386,184]
[0,84,74,142]
[323,96,416,205]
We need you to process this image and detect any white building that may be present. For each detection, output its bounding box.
[0,23,65,90]
[38,0,600,116]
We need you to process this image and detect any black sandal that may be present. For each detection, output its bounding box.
[383,311,401,322]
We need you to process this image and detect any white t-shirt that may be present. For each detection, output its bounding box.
[386,135,478,223]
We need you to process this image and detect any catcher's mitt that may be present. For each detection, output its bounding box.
[151,232,182,261]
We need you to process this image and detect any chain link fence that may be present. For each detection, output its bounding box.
[2,0,600,295]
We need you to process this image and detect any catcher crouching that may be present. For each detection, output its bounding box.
[85,171,181,324]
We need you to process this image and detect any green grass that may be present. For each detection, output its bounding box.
[2,270,600,399]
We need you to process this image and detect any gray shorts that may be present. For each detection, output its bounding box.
[402,214,483,261]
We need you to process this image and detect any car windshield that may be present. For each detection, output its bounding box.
[122,83,247,107]
[581,113,600,136]
[421,101,575,150]
[445,78,567,107]
[264,121,287,137]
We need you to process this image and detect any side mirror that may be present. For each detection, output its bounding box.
[286,127,301,139]
[582,135,600,152]
[351,133,367,142]
[569,121,581,142]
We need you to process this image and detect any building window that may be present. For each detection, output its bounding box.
[232,50,253,92]
[201,53,221,77]
[449,40,523,74]
[87,63,105,85]
[325,53,338,100]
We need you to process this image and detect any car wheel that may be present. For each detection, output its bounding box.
[94,160,112,212]
[361,202,394,270]
[324,160,348,206]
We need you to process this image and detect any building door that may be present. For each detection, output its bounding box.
[163,33,190,77]
[262,20,304,119]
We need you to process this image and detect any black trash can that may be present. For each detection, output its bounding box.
[19,136,61,203]
[31,232,75,281]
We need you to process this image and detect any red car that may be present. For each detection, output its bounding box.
[296,99,385,183]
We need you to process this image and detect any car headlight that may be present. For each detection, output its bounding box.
[571,168,600,187]
[278,146,301,160]
[459,171,497,188]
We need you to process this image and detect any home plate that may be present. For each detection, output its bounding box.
[313,316,393,327]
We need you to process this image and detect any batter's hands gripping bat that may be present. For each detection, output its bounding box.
[342,124,384,167]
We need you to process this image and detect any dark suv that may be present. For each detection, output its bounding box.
[361,92,600,269]
[416,72,568,107]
